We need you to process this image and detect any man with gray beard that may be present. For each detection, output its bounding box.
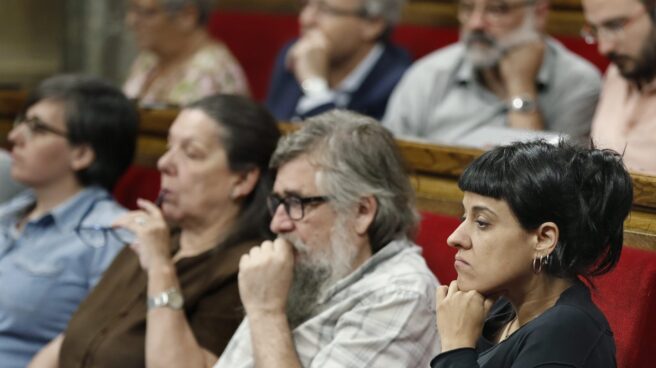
[582,0,656,174]
[213,110,440,368]
[383,0,601,147]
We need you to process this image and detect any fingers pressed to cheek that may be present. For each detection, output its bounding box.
[448,280,459,296]
[436,285,447,304]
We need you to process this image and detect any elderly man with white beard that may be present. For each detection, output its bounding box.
[212,110,440,368]
[383,0,601,147]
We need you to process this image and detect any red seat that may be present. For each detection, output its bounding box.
[415,211,460,285]
[392,25,459,61]
[112,165,161,210]
[591,246,656,368]
[207,11,299,101]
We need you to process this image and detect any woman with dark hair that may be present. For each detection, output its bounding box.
[0,74,138,368]
[431,140,633,368]
[30,94,281,368]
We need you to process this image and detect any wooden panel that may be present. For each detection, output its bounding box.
[633,173,656,211]
[0,90,26,118]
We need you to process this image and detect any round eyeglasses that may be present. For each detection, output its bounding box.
[74,198,137,248]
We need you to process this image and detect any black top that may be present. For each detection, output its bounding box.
[431,282,616,368]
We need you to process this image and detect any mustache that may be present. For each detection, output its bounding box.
[279,234,307,254]
[464,31,496,47]
[606,52,634,65]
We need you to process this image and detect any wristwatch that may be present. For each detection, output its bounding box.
[147,288,184,310]
[508,95,538,113]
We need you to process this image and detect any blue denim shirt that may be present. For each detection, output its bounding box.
[0,187,127,368]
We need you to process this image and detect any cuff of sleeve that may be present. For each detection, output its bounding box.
[296,90,336,115]
[430,347,478,368]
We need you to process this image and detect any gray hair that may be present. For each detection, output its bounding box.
[270,110,419,253]
[159,0,213,25]
[361,0,406,25]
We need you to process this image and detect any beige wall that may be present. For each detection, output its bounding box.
[0,0,136,89]
[0,0,65,87]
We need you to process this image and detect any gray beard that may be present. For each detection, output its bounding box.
[285,261,332,329]
[463,11,540,69]
[283,216,358,328]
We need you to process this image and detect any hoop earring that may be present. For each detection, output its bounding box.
[532,256,544,274]
[532,254,552,274]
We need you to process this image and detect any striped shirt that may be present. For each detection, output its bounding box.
[214,238,441,368]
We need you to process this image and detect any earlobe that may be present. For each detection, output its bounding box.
[354,196,377,235]
[231,168,261,200]
[534,222,559,256]
[361,18,386,42]
[70,144,95,172]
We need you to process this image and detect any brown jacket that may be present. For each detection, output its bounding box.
[59,235,258,367]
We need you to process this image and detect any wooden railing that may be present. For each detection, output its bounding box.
[2,90,655,251]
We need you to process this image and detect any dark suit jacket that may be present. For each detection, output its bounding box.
[266,40,412,121]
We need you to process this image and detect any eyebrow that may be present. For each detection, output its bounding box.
[470,205,498,218]
[271,190,303,197]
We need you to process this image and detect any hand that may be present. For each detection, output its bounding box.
[436,281,495,352]
[499,40,545,96]
[238,238,295,316]
[285,30,331,84]
[113,198,171,271]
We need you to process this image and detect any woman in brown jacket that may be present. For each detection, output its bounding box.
[30,94,280,368]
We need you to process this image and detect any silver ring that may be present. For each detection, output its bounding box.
[135,216,147,226]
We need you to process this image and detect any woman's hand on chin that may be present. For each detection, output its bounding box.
[436,280,495,352]
[113,198,171,271]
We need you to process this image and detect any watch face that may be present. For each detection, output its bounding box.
[510,96,537,113]
[168,290,184,309]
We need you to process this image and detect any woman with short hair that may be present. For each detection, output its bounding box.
[432,140,632,368]
[0,74,138,368]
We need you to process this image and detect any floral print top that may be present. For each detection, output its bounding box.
[123,41,249,107]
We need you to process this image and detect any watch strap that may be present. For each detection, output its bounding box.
[508,95,538,113]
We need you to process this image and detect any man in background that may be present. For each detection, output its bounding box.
[582,0,656,174]
[384,0,601,147]
[266,0,411,121]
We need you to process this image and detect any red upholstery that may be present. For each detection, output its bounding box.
[591,247,656,368]
[557,36,609,72]
[415,211,460,284]
[207,11,299,101]
[392,25,459,61]
[112,165,161,210]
